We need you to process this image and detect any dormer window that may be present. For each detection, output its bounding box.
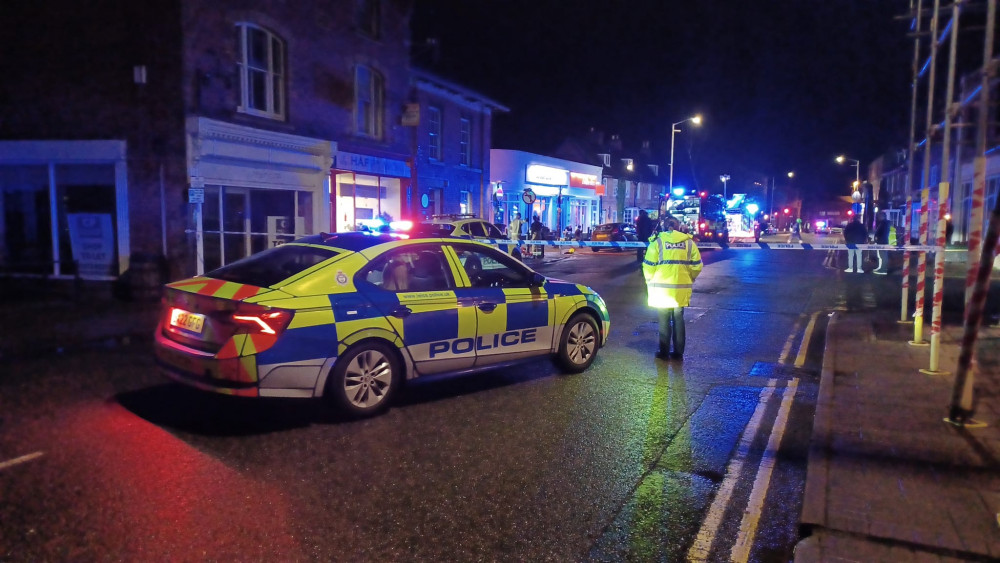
[598,153,611,167]
[648,164,659,175]
[622,158,634,171]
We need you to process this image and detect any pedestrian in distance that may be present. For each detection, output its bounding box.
[643,216,703,360]
[635,209,654,262]
[843,215,868,273]
[508,211,524,241]
[529,214,543,258]
[790,218,803,243]
[873,211,890,275]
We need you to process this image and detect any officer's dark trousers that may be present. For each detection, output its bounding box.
[657,307,685,355]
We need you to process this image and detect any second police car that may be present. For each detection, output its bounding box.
[154,233,610,417]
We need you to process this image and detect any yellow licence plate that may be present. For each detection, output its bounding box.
[170,308,205,334]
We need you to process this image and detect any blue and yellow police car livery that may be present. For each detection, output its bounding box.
[154,232,610,417]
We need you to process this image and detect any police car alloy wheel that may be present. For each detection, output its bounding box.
[327,341,401,417]
[556,313,599,372]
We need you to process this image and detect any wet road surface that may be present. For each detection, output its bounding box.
[0,246,877,561]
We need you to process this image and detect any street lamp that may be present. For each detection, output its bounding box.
[768,171,794,223]
[720,174,730,199]
[668,115,703,195]
[836,155,860,185]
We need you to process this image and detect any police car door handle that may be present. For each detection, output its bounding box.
[477,302,497,312]
[390,305,412,318]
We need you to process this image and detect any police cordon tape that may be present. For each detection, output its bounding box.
[483,239,942,252]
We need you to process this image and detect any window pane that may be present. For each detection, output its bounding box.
[271,36,283,74]
[223,190,246,232]
[248,28,267,68]
[249,69,267,111]
[297,191,313,234]
[272,74,283,115]
[0,165,52,273]
[203,186,220,232]
[224,233,248,264]
[453,246,529,288]
[55,164,117,277]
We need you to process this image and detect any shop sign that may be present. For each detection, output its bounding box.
[335,151,411,178]
[569,172,599,188]
[67,213,114,277]
[525,164,568,186]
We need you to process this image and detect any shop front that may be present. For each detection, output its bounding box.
[490,150,602,238]
[186,117,334,275]
[0,140,129,279]
[332,150,410,232]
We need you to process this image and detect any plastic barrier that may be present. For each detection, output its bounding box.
[477,239,941,252]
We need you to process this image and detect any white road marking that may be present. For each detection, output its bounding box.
[794,312,820,367]
[730,377,800,562]
[687,380,777,562]
[778,314,805,365]
[0,451,44,471]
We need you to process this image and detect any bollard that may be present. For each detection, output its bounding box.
[922,183,949,374]
[900,194,913,324]
[910,188,930,346]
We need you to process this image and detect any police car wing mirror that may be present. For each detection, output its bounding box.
[529,272,545,287]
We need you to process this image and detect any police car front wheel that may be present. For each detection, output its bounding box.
[556,314,599,373]
[327,341,401,417]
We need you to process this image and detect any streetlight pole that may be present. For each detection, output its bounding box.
[719,174,730,199]
[668,115,703,196]
[836,155,860,186]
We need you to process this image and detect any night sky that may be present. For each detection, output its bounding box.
[411,1,914,203]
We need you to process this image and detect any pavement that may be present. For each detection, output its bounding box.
[3,251,1000,561]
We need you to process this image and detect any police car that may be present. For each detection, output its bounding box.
[153,233,610,417]
[411,214,524,259]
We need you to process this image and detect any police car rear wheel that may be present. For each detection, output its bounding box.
[556,314,599,373]
[328,342,400,417]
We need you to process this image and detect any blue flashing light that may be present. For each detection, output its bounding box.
[672,186,686,197]
[746,203,759,215]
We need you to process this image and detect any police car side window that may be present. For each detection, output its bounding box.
[465,222,486,237]
[453,246,530,288]
[484,223,504,239]
[358,247,453,292]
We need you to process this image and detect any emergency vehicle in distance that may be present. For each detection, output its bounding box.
[663,193,729,244]
[153,233,610,418]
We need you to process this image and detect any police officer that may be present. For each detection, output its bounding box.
[643,216,703,360]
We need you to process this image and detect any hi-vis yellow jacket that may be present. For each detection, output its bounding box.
[642,230,703,308]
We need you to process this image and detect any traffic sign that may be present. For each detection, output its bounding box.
[522,189,536,204]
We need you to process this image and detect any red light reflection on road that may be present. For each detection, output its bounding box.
[25,403,303,560]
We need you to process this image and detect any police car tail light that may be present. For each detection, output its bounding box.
[231,304,294,336]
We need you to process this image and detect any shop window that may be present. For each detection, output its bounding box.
[54,165,117,278]
[428,106,442,161]
[236,24,285,120]
[202,186,312,270]
[1,166,52,275]
[356,65,384,138]
[459,117,471,166]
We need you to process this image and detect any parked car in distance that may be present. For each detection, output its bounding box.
[590,222,637,252]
